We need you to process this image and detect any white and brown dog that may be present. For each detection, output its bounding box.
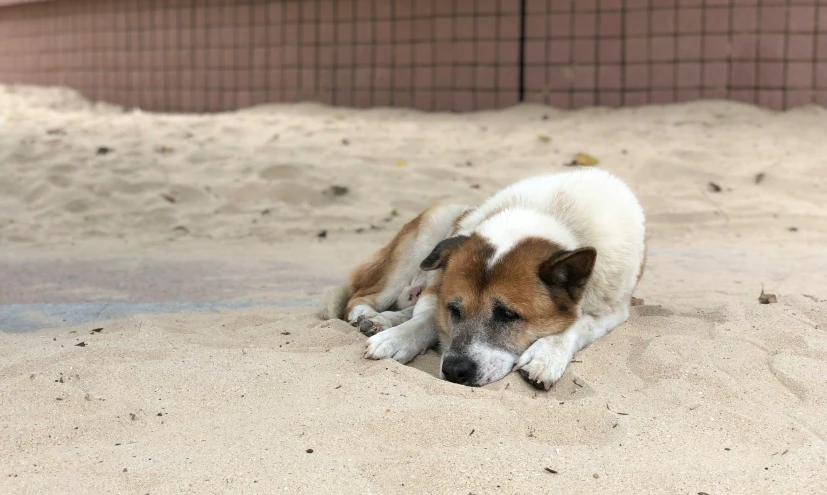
[318,168,646,390]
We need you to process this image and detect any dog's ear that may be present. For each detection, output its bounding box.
[538,247,597,302]
[420,235,470,271]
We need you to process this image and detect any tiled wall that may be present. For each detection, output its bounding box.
[523,0,827,109]
[1,0,826,112]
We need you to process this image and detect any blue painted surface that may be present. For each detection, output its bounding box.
[0,300,319,333]
[0,250,762,333]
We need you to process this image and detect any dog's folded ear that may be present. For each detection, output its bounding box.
[420,235,470,271]
[538,247,597,302]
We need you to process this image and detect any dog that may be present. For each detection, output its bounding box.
[318,167,646,390]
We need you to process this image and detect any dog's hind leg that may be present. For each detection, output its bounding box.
[343,212,425,326]
[346,299,385,326]
[356,306,415,337]
[364,294,439,364]
[345,204,472,327]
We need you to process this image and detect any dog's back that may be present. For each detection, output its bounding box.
[456,168,646,316]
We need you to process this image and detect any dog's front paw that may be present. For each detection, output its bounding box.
[364,328,422,364]
[513,338,572,391]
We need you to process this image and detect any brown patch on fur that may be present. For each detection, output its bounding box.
[345,210,426,316]
[432,235,493,336]
[449,207,475,236]
[422,272,443,298]
[435,236,581,351]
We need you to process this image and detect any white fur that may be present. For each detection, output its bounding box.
[479,208,578,267]
[456,342,515,387]
[457,168,646,386]
[359,168,645,390]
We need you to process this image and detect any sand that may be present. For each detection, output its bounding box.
[1,84,826,493]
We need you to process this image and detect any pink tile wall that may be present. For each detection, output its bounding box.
[1,0,827,112]
[524,0,827,110]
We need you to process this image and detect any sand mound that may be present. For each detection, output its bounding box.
[2,85,826,247]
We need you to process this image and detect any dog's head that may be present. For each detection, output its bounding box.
[421,232,595,387]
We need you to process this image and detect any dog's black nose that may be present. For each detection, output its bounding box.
[441,356,477,385]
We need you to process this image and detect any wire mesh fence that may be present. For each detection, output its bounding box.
[1,0,825,112]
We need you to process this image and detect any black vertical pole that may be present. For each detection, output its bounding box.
[518,0,526,102]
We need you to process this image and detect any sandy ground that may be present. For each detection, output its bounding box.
[1,85,826,493]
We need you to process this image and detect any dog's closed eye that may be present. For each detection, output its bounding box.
[492,301,521,323]
[447,302,463,322]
